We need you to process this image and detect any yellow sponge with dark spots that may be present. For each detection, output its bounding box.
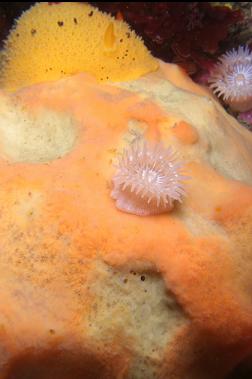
[0,2,158,91]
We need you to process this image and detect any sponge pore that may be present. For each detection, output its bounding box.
[0,2,158,90]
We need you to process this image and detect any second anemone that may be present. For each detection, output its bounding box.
[209,45,252,112]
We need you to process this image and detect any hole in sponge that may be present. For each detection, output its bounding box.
[0,99,77,163]
[85,260,187,377]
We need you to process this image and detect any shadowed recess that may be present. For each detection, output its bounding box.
[5,347,122,379]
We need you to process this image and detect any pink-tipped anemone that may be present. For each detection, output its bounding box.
[111,139,188,216]
[209,45,252,112]
[219,45,252,66]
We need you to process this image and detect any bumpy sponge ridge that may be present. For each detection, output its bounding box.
[0,2,158,90]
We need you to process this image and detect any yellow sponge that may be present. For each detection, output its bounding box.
[0,2,158,91]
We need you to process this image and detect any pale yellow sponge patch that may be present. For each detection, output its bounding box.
[0,2,158,91]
